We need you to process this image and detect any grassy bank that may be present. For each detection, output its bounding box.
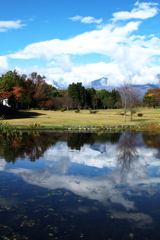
[1,108,160,127]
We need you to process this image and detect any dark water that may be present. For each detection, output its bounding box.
[0,131,160,240]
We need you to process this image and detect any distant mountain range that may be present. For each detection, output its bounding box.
[85,77,109,90]
[86,77,158,95]
[53,77,159,96]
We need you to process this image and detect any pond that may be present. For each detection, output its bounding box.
[0,131,160,240]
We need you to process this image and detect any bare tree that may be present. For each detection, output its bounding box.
[119,78,140,121]
[61,96,73,110]
[119,81,128,121]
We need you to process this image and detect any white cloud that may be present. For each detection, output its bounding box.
[47,55,73,73]
[0,56,9,74]
[1,2,160,87]
[15,61,125,86]
[69,15,103,24]
[7,21,141,59]
[0,20,26,32]
[112,1,158,21]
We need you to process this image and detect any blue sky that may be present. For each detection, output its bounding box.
[0,0,160,87]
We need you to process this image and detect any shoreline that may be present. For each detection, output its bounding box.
[11,124,160,133]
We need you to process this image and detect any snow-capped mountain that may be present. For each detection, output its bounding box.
[52,77,159,95]
[85,77,108,90]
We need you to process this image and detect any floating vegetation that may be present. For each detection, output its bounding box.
[20,219,36,227]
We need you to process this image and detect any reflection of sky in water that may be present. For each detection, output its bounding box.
[1,132,160,236]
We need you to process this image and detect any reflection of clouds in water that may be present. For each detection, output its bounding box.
[110,211,153,229]
[0,159,6,171]
[44,142,159,171]
[9,167,135,211]
[44,142,117,170]
[3,138,160,230]
[6,141,160,205]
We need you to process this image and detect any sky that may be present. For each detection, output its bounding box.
[0,0,160,87]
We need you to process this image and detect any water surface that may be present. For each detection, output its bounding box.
[0,131,160,240]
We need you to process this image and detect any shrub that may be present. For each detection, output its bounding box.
[137,113,143,117]
[89,109,99,114]
[0,122,18,137]
[61,108,67,112]
[0,115,5,121]
[75,109,80,113]
[28,123,41,129]
[142,123,160,131]
[131,109,137,114]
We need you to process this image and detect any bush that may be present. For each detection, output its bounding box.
[75,109,80,113]
[137,113,143,117]
[131,109,137,114]
[0,122,18,137]
[61,108,67,112]
[89,109,99,114]
[142,123,160,131]
[28,123,41,129]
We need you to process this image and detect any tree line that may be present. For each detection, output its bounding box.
[1,70,159,112]
[0,70,121,110]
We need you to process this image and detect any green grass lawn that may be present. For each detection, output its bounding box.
[2,108,160,126]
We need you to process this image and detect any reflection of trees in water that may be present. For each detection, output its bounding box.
[142,133,160,159]
[96,132,121,144]
[116,132,138,171]
[67,133,96,150]
[1,131,121,163]
[0,132,61,163]
[67,132,121,150]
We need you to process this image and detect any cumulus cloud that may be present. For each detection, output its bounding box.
[69,15,103,24]
[8,21,142,60]
[0,56,9,74]
[0,20,26,32]
[1,2,160,86]
[112,1,158,21]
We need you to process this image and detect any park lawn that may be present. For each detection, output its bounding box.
[2,108,160,126]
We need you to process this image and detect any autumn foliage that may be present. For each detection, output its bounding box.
[0,91,12,98]
[143,88,160,107]
[12,87,26,100]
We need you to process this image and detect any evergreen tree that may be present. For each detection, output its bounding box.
[68,82,86,108]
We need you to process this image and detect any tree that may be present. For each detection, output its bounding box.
[111,89,121,108]
[96,89,110,108]
[45,100,54,110]
[68,82,86,108]
[48,85,62,98]
[0,70,24,92]
[11,86,26,109]
[119,80,140,121]
[60,96,73,110]
[0,70,26,108]
[96,89,120,109]
[143,88,160,108]
[85,88,97,108]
